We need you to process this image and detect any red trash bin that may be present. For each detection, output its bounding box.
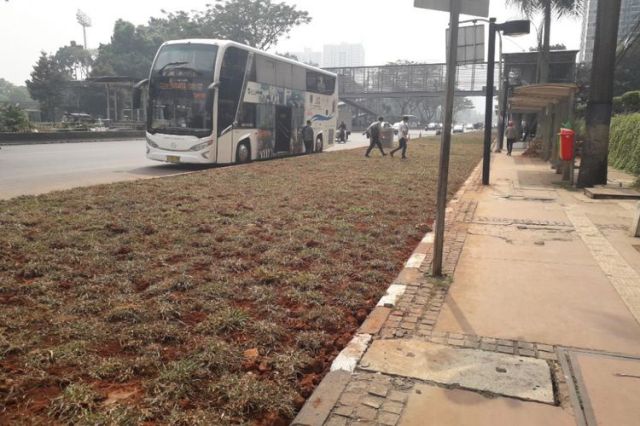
[559,128,575,161]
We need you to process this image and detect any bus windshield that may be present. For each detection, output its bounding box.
[148,43,218,137]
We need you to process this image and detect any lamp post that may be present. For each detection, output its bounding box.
[481,19,530,185]
[76,9,92,50]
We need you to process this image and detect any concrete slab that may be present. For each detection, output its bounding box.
[474,198,570,223]
[358,307,391,335]
[463,225,592,266]
[400,384,575,426]
[573,352,640,426]
[435,250,640,356]
[585,186,640,200]
[360,340,554,404]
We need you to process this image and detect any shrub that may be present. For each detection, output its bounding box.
[609,113,640,175]
[622,91,640,113]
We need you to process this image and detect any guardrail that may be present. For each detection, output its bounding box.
[0,130,146,145]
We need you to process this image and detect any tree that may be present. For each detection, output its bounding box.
[0,78,37,108]
[194,0,311,50]
[615,41,640,95]
[578,0,623,187]
[507,0,583,83]
[92,20,162,78]
[0,104,30,132]
[25,52,69,121]
[55,41,93,80]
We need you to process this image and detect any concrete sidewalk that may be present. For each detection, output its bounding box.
[294,151,640,426]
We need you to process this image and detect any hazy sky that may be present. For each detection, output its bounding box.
[0,0,583,86]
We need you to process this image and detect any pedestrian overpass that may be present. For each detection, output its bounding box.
[325,62,493,100]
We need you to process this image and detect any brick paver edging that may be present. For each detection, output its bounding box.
[292,161,483,426]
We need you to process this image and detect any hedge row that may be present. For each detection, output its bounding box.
[609,113,640,175]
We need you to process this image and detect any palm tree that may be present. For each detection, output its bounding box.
[506,0,583,83]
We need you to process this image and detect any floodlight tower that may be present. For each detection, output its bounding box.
[76,9,92,50]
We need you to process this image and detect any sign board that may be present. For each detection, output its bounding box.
[414,0,490,17]
[446,24,485,64]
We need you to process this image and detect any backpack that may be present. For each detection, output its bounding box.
[369,122,381,139]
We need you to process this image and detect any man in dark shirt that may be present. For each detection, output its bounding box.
[302,120,315,154]
[365,116,387,157]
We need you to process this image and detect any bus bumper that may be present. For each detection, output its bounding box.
[146,147,214,164]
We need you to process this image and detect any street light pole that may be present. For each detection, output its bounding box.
[482,18,497,186]
[432,0,461,277]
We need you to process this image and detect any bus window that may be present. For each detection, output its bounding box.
[306,71,336,95]
[256,56,276,86]
[238,103,256,128]
[276,62,292,89]
[218,47,248,135]
[291,66,306,91]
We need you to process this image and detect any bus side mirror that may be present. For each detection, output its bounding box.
[132,79,149,109]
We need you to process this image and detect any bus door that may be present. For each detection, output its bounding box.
[275,105,292,153]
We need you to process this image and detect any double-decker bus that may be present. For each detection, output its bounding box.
[134,39,338,164]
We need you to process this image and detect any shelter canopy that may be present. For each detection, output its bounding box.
[508,83,578,114]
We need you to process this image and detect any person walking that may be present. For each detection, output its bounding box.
[338,121,347,143]
[505,121,518,156]
[302,120,315,154]
[390,116,410,159]
[365,116,387,157]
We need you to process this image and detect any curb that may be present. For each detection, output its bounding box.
[0,137,145,146]
[292,160,483,426]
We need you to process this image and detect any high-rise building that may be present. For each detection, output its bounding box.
[580,0,640,63]
[291,48,322,67]
[322,43,365,68]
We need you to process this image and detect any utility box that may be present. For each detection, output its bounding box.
[559,128,575,161]
[633,202,640,238]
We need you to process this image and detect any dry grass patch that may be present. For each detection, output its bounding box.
[0,135,481,424]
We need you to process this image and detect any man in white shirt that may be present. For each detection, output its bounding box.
[391,116,410,159]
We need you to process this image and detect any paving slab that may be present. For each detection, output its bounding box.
[436,242,640,355]
[572,352,640,426]
[585,186,640,200]
[400,384,575,426]
[360,339,554,404]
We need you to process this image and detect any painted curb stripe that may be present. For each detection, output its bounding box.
[330,334,372,373]
[377,284,407,307]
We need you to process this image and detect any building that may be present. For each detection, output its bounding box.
[580,0,640,63]
[291,48,322,67]
[322,43,365,68]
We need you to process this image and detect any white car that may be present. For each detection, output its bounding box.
[453,124,464,133]
[465,123,475,131]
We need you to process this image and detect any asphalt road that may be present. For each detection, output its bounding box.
[0,140,209,200]
[0,131,437,200]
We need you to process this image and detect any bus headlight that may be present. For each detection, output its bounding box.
[190,140,213,151]
[147,138,159,148]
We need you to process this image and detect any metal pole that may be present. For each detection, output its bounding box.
[496,32,504,152]
[432,0,460,277]
[498,80,509,151]
[82,25,88,50]
[482,19,497,186]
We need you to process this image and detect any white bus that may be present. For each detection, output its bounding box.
[134,39,338,164]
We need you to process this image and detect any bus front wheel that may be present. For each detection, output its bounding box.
[236,141,251,164]
[315,136,323,153]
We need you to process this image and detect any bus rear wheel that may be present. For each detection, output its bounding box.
[315,136,323,153]
[236,141,251,164]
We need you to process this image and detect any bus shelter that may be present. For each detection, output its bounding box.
[508,83,579,182]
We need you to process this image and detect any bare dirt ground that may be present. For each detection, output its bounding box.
[0,135,482,425]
